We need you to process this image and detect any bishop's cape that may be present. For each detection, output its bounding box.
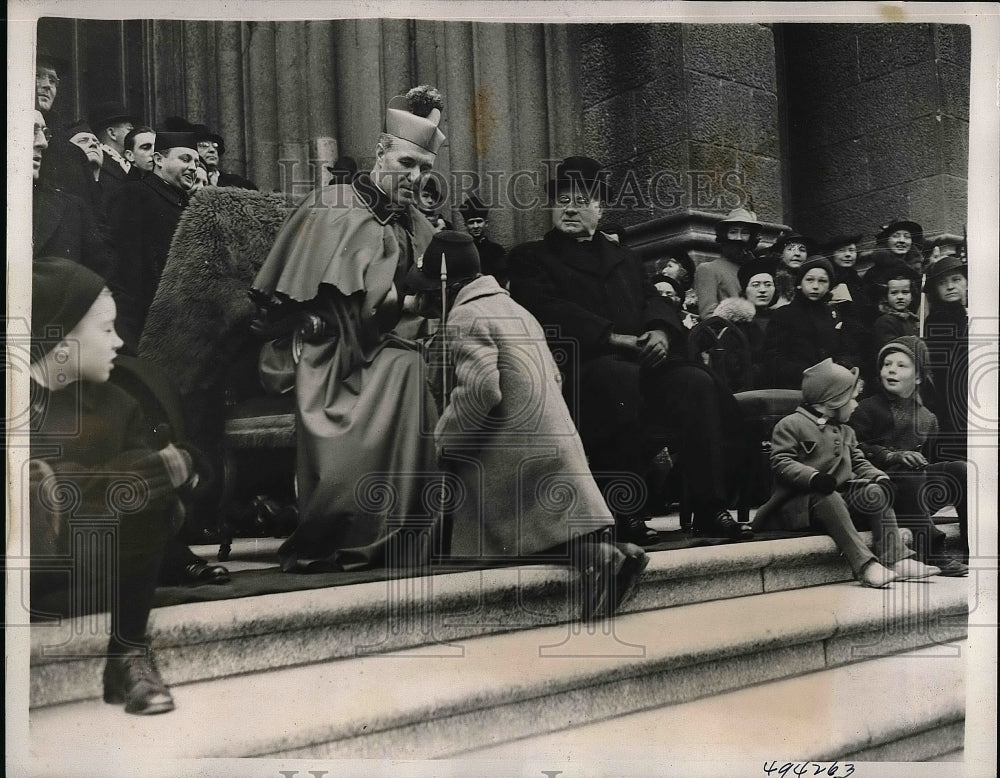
[252,175,441,571]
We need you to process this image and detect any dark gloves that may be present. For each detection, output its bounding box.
[810,472,838,495]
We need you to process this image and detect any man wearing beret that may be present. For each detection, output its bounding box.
[107,130,200,351]
[508,156,752,543]
[252,85,445,571]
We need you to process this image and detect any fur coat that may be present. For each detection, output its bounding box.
[138,187,291,403]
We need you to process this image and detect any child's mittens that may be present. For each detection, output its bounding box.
[809,472,838,495]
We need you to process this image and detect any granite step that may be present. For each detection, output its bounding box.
[457,642,968,764]
[29,524,962,709]
[29,575,969,761]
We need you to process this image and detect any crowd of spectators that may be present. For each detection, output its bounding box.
[26,54,971,716]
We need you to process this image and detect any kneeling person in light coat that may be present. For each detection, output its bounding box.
[408,231,648,621]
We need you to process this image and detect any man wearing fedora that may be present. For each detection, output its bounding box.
[251,85,445,572]
[508,156,751,544]
[91,101,137,181]
[694,207,765,317]
[459,193,508,287]
[191,124,257,190]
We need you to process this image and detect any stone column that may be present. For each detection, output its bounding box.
[580,23,784,263]
[244,21,278,192]
[216,22,248,178]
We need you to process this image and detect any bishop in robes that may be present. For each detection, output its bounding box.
[251,86,446,571]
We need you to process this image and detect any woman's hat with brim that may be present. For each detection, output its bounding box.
[923,253,968,286]
[737,257,779,292]
[32,256,107,360]
[770,231,817,256]
[662,249,695,285]
[801,358,859,409]
[653,273,685,299]
[877,218,924,247]
[546,156,610,201]
[405,231,481,292]
[714,207,763,242]
[821,233,864,253]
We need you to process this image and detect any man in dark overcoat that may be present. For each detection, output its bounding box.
[32,108,119,284]
[508,156,751,543]
[107,131,199,351]
[91,101,137,203]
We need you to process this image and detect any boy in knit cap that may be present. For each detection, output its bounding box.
[29,256,200,714]
[752,358,940,587]
[851,337,968,573]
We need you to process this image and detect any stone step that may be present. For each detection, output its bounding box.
[30,524,963,709]
[29,575,969,761]
[458,642,967,763]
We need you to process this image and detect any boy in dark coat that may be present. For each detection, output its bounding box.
[409,231,648,620]
[763,257,861,389]
[871,261,921,352]
[850,337,968,572]
[29,257,200,714]
[753,359,940,587]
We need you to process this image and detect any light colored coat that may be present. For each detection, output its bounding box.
[436,275,613,558]
[754,406,885,530]
[693,255,742,317]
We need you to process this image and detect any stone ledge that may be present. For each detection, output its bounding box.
[28,580,969,760]
[624,208,790,264]
[459,641,966,763]
[28,524,964,709]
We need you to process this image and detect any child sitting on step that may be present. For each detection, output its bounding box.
[752,358,940,588]
[406,231,649,620]
[850,337,968,572]
[29,257,202,715]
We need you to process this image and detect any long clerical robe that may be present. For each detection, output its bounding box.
[251,174,441,571]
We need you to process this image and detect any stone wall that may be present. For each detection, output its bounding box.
[580,23,783,232]
[783,23,970,247]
